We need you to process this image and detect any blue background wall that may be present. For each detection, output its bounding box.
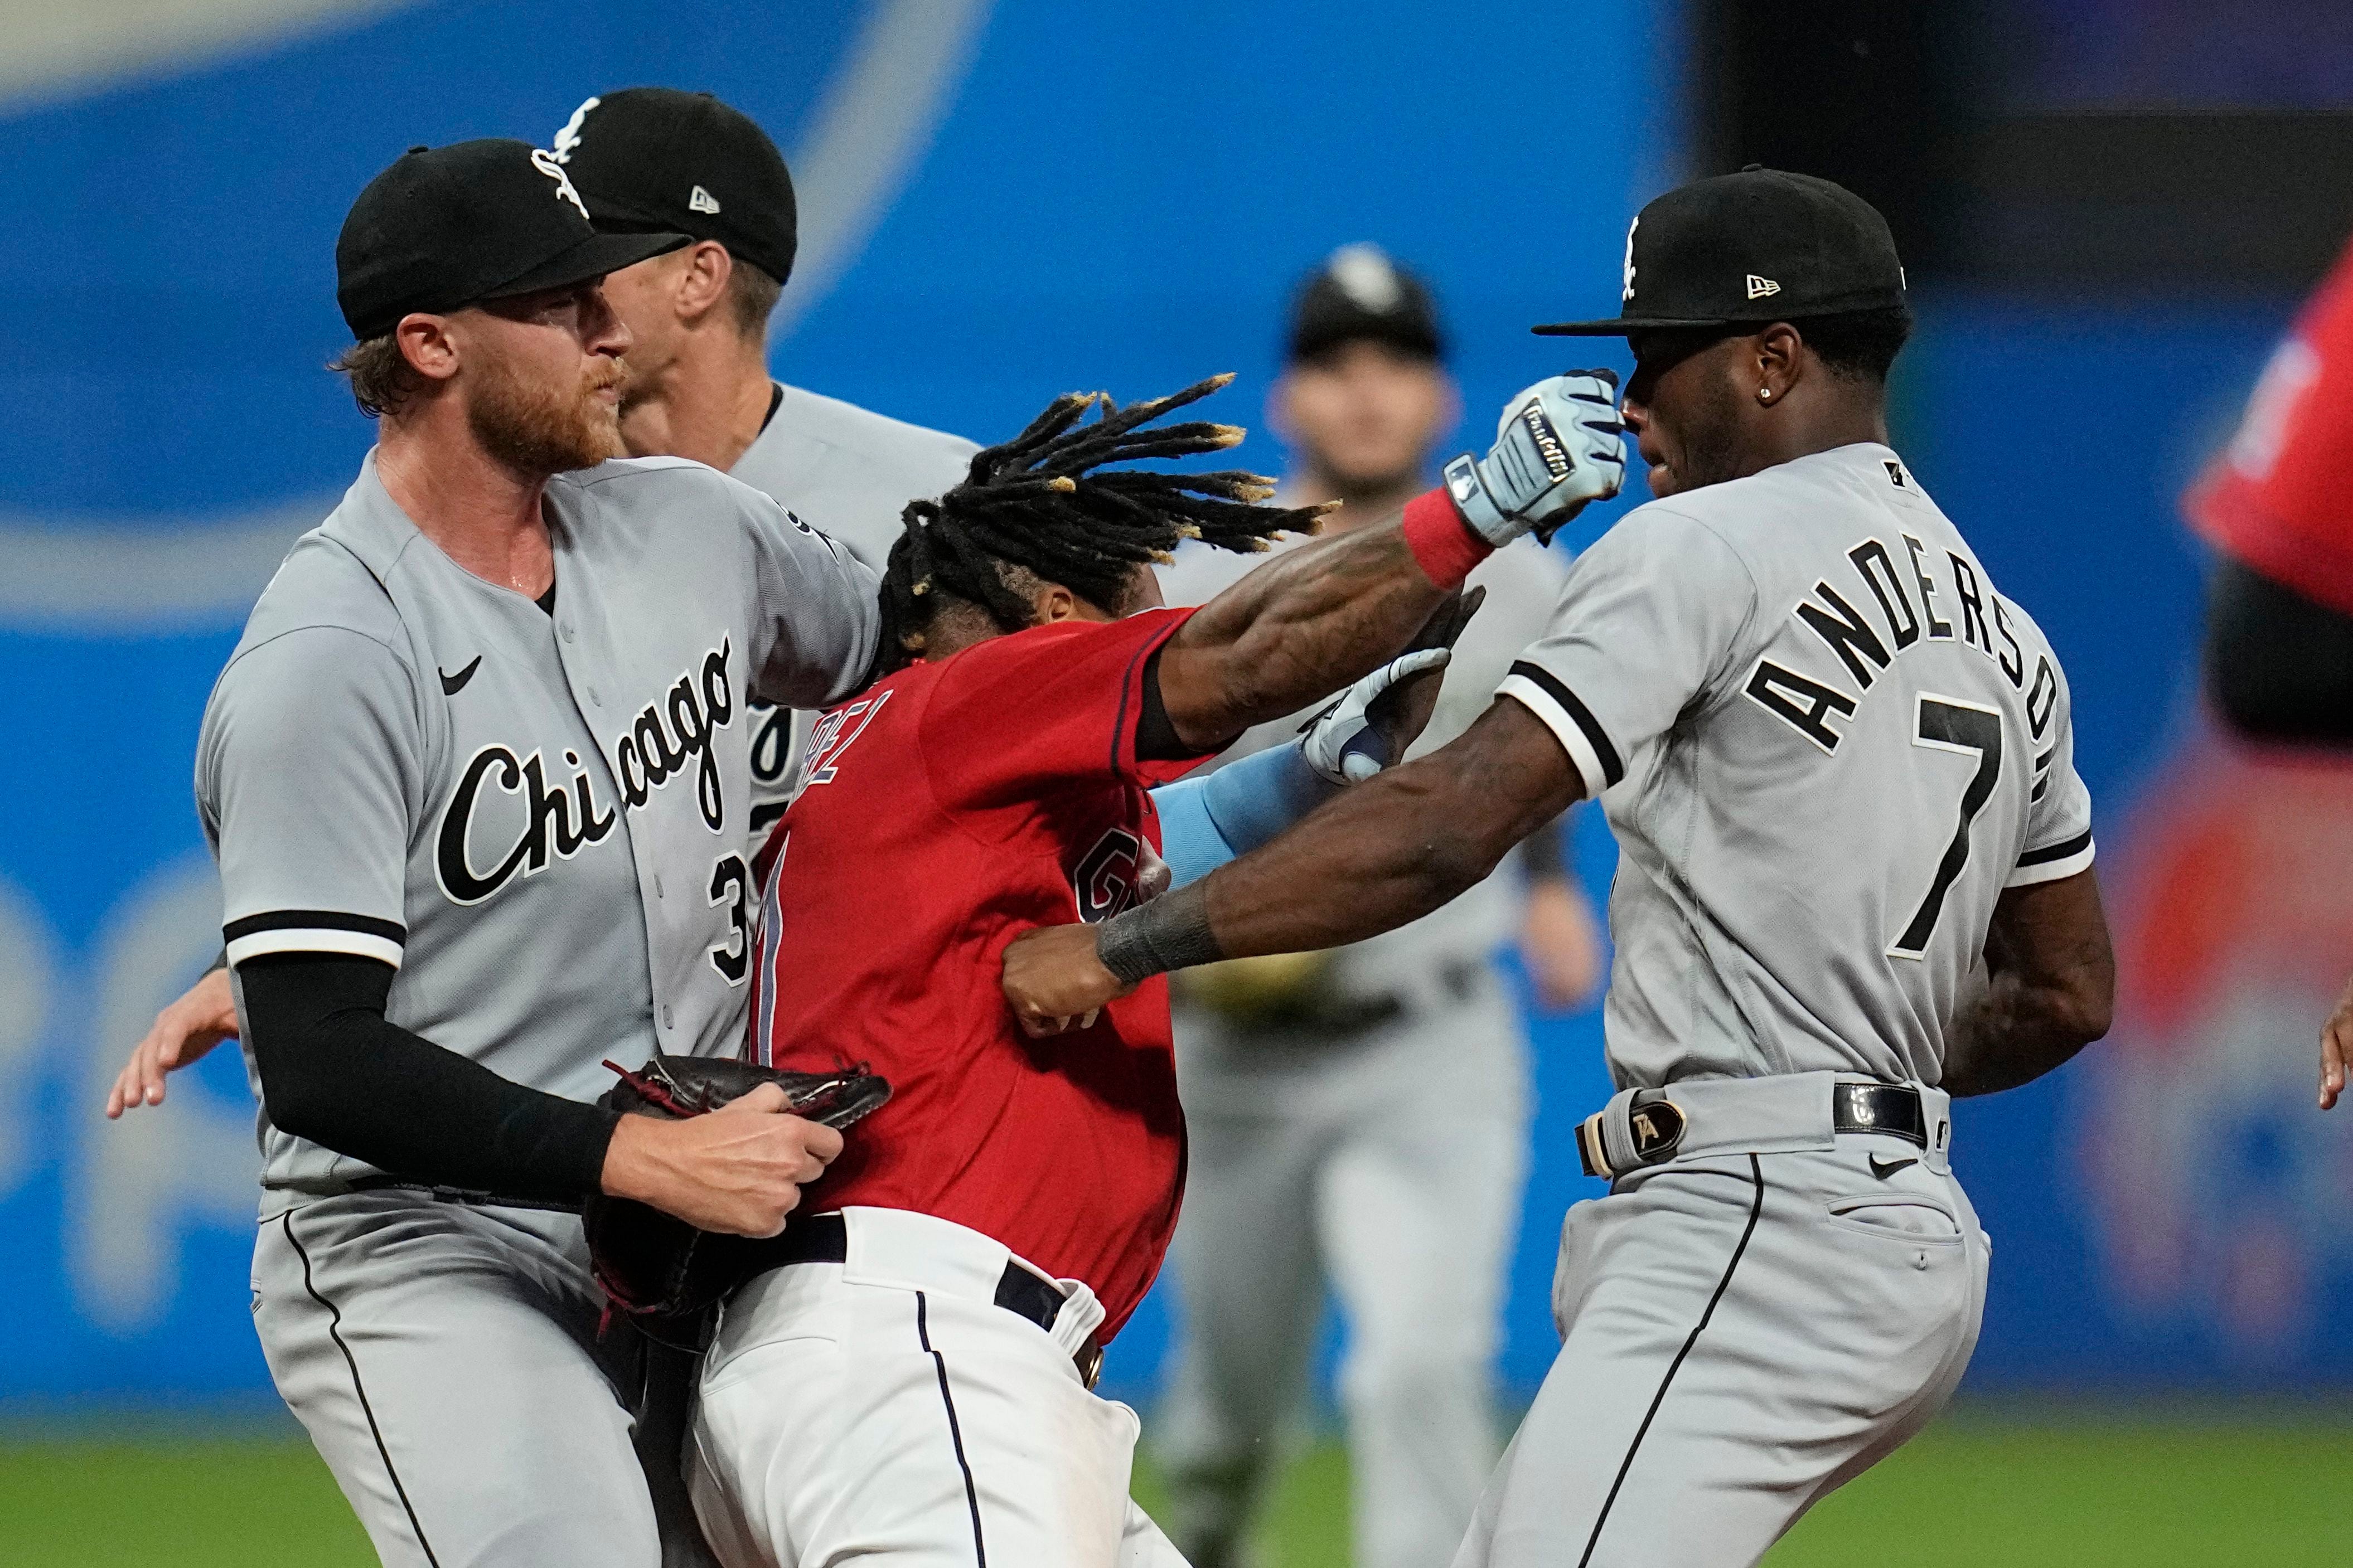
[4,0,2346,1412]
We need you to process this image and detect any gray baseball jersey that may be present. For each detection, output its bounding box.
[728,381,976,847]
[199,452,879,1207]
[1497,441,2094,1091]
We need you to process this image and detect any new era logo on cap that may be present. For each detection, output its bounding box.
[1533,168,1906,338]
[688,184,722,215]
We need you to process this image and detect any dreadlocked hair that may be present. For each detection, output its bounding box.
[874,374,1332,675]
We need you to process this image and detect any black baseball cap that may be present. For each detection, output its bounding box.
[548,88,798,286]
[1287,244,1445,363]
[336,139,688,340]
[1533,167,1905,337]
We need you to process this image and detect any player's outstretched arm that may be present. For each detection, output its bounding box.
[105,963,239,1118]
[1153,640,1457,887]
[239,953,838,1232]
[1004,697,1581,1032]
[1940,869,2115,1098]
[1154,374,1621,750]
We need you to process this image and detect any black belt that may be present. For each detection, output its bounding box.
[753,1213,1104,1390]
[1579,1081,1929,1179]
[1834,1082,1928,1147]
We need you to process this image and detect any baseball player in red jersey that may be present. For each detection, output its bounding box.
[687,373,1626,1567]
[2183,235,2353,1104]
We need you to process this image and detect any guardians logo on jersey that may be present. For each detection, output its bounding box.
[435,639,735,906]
[1069,826,1171,923]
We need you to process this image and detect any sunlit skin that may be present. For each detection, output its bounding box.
[600,241,777,471]
[373,279,632,598]
[1621,322,1888,499]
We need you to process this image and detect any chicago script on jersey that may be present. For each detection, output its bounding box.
[434,639,737,906]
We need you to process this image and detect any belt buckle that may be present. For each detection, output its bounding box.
[1575,1088,1687,1180]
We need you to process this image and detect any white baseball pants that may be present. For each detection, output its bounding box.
[687,1206,1188,1568]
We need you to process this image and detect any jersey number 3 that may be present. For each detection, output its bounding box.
[1890,695,2003,959]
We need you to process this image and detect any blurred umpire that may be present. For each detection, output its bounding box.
[111,88,976,1115]
[1155,246,1605,1568]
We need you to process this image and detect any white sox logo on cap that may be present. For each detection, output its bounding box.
[530,147,591,221]
[1621,215,1639,303]
[549,94,600,164]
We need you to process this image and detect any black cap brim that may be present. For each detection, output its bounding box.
[477,228,690,304]
[1531,315,1737,337]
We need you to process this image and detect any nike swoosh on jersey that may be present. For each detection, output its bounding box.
[439,656,482,695]
[1868,1154,1919,1179]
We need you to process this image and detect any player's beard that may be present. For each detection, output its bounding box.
[466,351,629,477]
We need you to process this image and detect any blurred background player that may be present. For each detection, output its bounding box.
[2183,232,2353,1105]
[108,86,976,1119]
[1152,246,1605,1568]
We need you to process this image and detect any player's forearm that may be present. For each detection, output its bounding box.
[1158,498,1468,747]
[1940,873,2115,1097]
[1940,971,2108,1098]
[241,953,620,1201]
[1112,702,1577,969]
[1151,741,1335,888]
[1202,761,1512,953]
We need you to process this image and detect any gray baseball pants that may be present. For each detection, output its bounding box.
[1453,1077,1988,1568]
[1158,972,1529,1568]
[250,1190,711,1568]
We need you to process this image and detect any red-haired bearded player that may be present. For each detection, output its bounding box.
[685,373,1625,1568]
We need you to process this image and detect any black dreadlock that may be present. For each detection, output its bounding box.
[875,375,1330,677]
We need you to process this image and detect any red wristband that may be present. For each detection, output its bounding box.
[1400,487,1494,589]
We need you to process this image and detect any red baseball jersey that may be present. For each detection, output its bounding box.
[745,607,1209,1336]
[2187,238,2353,616]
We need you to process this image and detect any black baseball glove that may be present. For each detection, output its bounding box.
[582,1054,890,1341]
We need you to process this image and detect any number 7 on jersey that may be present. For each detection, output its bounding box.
[1890,693,2004,959]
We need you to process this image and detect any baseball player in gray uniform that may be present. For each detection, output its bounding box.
[544,87,979,847]
[206,140,877,1568]
[108,88,973,1114]
[1003,168,2117,1566]
[1153,247,1600,1568]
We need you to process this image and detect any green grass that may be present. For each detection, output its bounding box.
[3,1408,2346,1566]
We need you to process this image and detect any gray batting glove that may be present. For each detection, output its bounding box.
[1441,370,1626,546]
[1299,647,1454,784]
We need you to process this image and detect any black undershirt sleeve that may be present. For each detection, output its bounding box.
[2205,556,2353,745]
[239,952,620,1203]
[1135,645,1197,762]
